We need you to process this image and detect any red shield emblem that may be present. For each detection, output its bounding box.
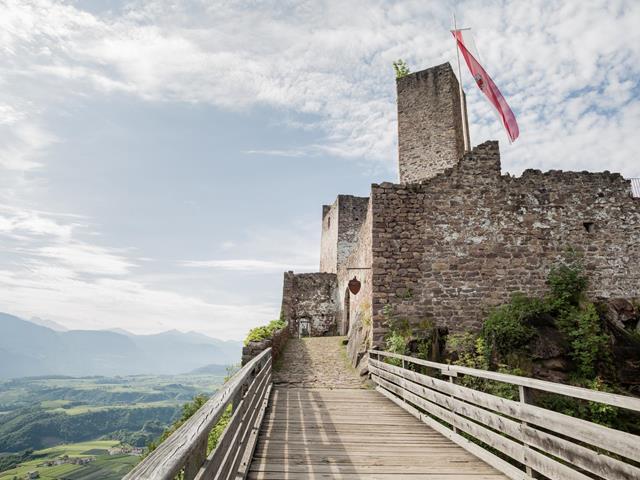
[348,277,361,295]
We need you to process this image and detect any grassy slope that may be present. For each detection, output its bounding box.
[0,440,139,480]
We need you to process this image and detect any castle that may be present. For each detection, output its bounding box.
[278,62,640,370]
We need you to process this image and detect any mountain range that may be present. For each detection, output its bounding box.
[0,313,242,378]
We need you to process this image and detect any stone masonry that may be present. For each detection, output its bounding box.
[280,272,338,337]
[241,325,289,366]
[276,61,640,371]
[397,62,466,183]
[320,195,369,273]
[369,141,640,345]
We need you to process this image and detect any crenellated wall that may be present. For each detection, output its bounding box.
[275,61,640,373]
[369,141,640,345]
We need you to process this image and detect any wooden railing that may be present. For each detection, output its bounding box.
[369,350,640,480]
[124,348,272,480]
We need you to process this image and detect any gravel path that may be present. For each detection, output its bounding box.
[273,337,367,389]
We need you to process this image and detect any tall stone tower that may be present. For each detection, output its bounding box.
[396,62,468,183]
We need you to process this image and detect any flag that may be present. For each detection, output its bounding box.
[452,29,519,142]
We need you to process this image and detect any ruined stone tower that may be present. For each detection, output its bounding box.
[319,195,369,273]
[397,62,468,183]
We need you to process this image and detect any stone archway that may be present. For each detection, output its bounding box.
[343,287,350,336]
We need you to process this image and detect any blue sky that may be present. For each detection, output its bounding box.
[1,0,638,339]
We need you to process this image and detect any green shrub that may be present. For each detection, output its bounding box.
[381,305,436,365]
[146,394,208,455]
[538,377,620,429]
[547,251,588,308]
[385,331,407,367]
[207,404,232,452]
[557,303,611,379]
[393,59,410,79]
[382,305,409,366]
[544,251,611,380]
[447,333,520,399]
[147,394,234,456]
[482,293,541,360]
[244,319,286,346]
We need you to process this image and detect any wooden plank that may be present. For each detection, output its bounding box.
[371,361,640,479]
[522,424,640,480]
[249,385,510,480]
[124,348,272,480]
[370,358,640,461]
[248,452,500,465]
[235,383,272,480]
[370,350,640,411]
[372,375,527,464]
[204,359,270,479]
[216,367,271,480]
[196,357,271,480]
[375,385,525,480]
[373,376,596,480]
[225,373,271,479]
[372,373,634,480]
[184,436,208,480]
[248,463,500,474]
[370,363,524,440]
[248,474,508,480]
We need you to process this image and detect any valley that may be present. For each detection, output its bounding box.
[0,371,229,478]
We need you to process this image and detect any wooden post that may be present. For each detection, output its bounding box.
[183,436,208,480]
[519,385,534,479]
[402,358,407,404]
[449,376,457,433]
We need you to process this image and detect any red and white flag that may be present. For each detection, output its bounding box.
[452,29,519,142]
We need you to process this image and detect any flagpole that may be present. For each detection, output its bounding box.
[453,13,471,152]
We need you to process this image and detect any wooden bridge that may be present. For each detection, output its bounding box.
[124,337,640,480]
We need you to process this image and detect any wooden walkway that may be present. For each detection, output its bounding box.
[248,339,508,479]
[124,339,640,480]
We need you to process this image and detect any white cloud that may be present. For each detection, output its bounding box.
[243,149,312,158]
[184,259,316,272]
[0,205,275,339]
[2,0,639,175]
[0,205,76,239]
[0,0,638,341]
[0,122,57,171]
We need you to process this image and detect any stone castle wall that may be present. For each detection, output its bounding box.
[397,63,465,184]
[320,196,369,273]
[337,200,373,368]
[281,271,338,337]
[369,141,640,345]
[241,326,289,366]
[337,196,370,270]
[320,204,338,273]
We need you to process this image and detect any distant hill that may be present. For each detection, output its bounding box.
[187,363,231,375]
[29,316,69,331]
[0,313,242,378]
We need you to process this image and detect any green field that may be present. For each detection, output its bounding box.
[0,441,139,480]
[0,372,226,453]
[48,399,182,416]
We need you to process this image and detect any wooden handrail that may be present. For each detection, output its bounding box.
[369,349,640,411]
[124,348,272,480]
[369,350,640,480]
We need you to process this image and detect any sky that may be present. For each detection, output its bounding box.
[1,0,639,340]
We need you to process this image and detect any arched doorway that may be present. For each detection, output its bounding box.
[343,288,350,336]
